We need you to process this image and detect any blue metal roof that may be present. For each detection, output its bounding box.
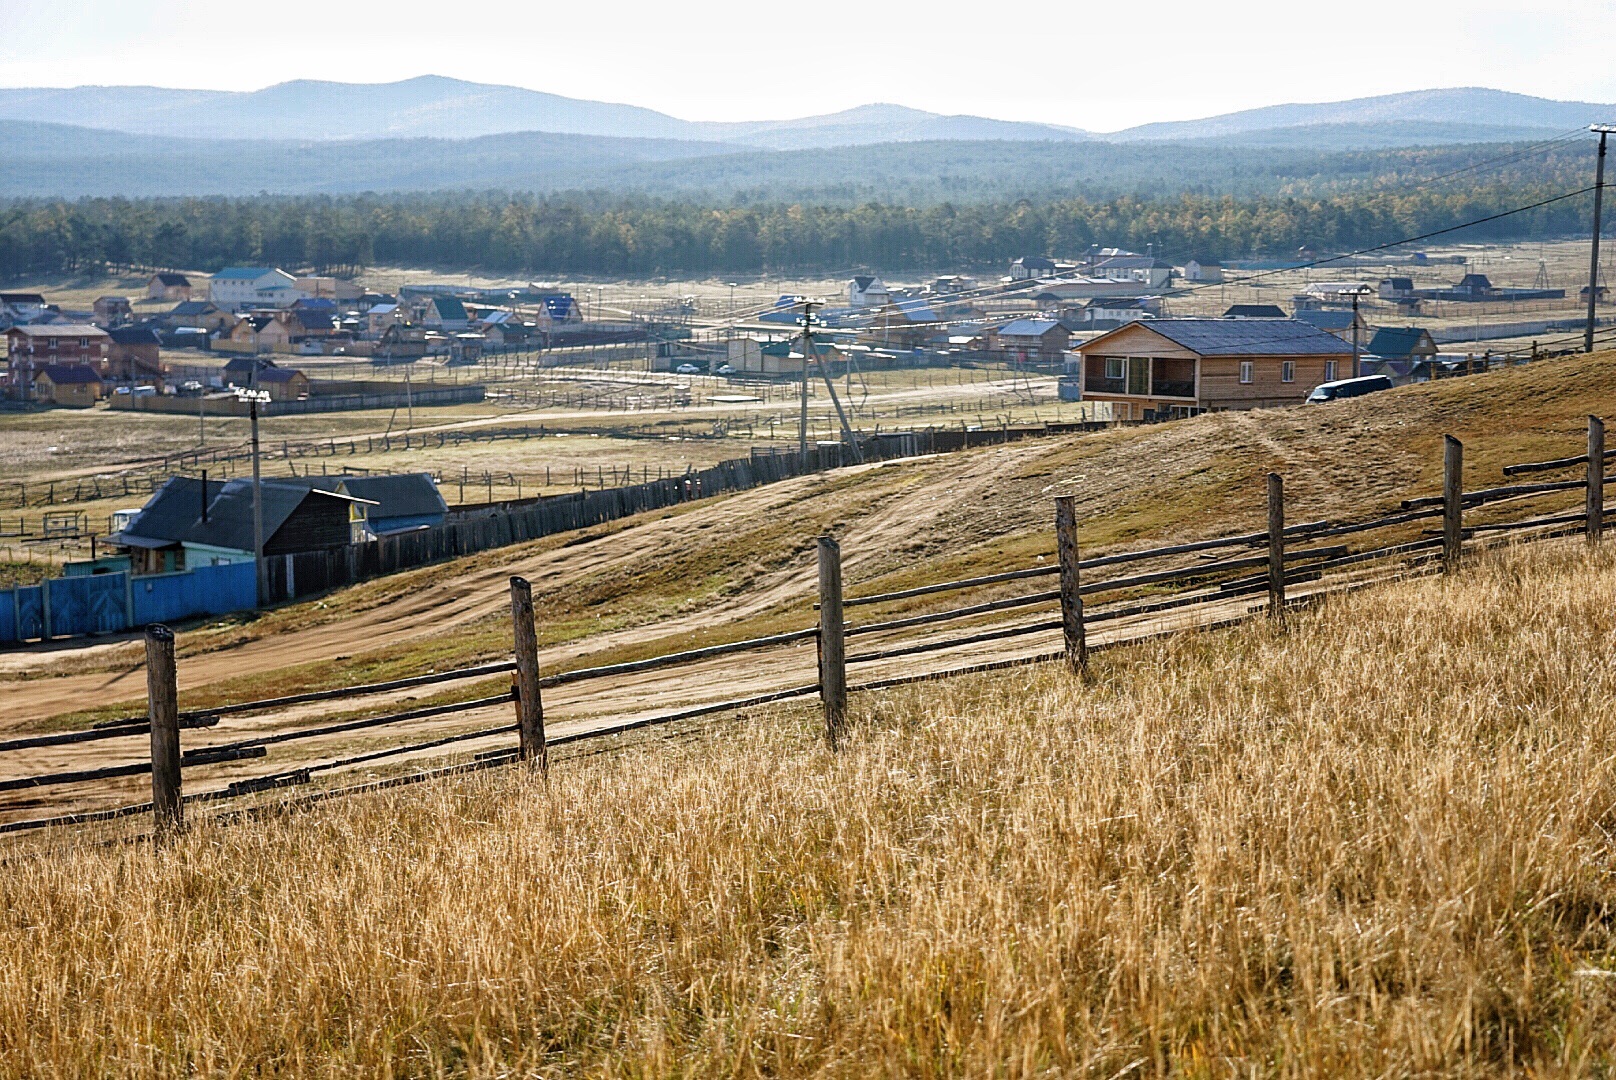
[1099,319,1353,357]
[996,318,1063,336]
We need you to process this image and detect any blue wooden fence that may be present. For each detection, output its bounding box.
[0,563,256,646]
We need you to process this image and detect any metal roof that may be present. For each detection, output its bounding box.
[1089,318,1354,357]
[1367,327,1435,357]
[310,473,447,520]
[996,318,1064,336]
[1293,310,1357,331]
[213,267,281,280]
[118,477,228,545]
[7,323,108,338]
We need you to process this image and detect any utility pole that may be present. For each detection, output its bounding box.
[245,366,267,608]
[1347,284,1372,378]
[799,300,814,464]
[1588,125,1613,354]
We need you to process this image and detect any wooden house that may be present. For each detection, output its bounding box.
[92,296,133,327]
[146,273,193,301]
[1367,326,1438,362]
[988,318,1071,362]
[1076,319,1354,419]
[32,363,104,407]
[104,327,164,383]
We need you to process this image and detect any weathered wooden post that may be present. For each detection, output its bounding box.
[509,576,547,773]
[1267,473,1286,622]
[1443,435,1464,573]
[817,536,848,748]
[145,624,183,836]
[1053,495,1088,677]
[1588,416,1605,545]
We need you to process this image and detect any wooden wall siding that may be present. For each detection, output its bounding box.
[265,498,356,556]
[1198,355,1338,408]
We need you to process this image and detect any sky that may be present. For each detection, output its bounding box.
[2,0,1614,130]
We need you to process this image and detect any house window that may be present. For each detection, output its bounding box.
[1324,360,1338,381]
[1105,357,1125,380]
[1239,361,1253,384]
[1282,361,1295,383]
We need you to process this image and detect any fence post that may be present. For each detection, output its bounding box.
[509,576,547,773]
[1053,495,1088,677]
[1589,416,1605,545]
[1267,473,1286,622]
[1443,435,1464,573]
[145,624,182,836]
[817,536,848,748]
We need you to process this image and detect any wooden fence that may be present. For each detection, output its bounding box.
[1,417,1610,839]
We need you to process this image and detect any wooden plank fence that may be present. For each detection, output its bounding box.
[2,418,1611,839]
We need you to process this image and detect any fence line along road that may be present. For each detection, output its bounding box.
[0,416,1610,839]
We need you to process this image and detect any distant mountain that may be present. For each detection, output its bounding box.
[1108,88,1614,143]
[0,77,1088,148]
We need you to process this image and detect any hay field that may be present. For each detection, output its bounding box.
[3,541,1615,1076]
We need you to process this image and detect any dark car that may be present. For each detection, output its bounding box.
[1306,374,1394,403]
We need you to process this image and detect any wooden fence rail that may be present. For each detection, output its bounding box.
[1,417,1611,839]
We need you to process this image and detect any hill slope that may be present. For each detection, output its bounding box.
[4,526,1614,1071]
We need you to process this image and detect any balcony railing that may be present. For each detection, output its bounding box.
[1085,376,1127,394]
[1151,379,1196,399]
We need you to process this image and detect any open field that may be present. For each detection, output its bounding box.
[3,350,1614,826]
[4,541,1616,1073]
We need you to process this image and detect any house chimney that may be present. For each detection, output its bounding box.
[201,469,208,523]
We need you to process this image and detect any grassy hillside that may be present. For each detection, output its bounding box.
[5,542,1616,1073]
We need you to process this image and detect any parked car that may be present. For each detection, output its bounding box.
[675,363,702,374]
[1306,375,1393,403]
[716,363,736,375]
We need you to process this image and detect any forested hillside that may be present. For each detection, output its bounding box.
[0,178,1594,279]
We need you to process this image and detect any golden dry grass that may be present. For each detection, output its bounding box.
[4,543,1616,1076]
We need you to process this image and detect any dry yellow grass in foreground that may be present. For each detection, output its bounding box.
[4,544,1616,1076]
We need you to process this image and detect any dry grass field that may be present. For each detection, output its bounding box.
[3,541,1615,1075]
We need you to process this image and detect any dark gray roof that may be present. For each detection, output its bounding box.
[152,272,191,286]
[1223,304,1288,319]
[169,300,218,316]
[1293,310,1357,331]
[107,326,161,345]
[183,479,353,553]
[1096,318,1354,357]
[309,473,446,520]
[1368,327,1435,357]
[37,363,102,384]
[120,477,228,545]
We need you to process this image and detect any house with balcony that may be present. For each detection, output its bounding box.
[1076,319,1354,420]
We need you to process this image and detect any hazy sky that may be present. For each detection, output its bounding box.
[2,0,1613,130]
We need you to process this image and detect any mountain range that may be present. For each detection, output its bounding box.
[1,78,1609,149]
[0,79,1610,200]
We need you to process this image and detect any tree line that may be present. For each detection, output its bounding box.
[0,183,1594,280]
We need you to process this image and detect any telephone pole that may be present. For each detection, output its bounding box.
[1588,125,1614,354]
[799,300,814,463]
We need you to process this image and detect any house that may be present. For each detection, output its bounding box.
[928,276,974,295]
[255,366,310,401]
[1293,308,1369,344]
[107,476,225,574]
[378,324,428,358]
[285,308,337,340]
[4,324,110,394]
[209,267,298,310]
[476,310,529,346]
[847,276,890,308]
[421,296,470,331]
[1581,284,1609,303]
[1378,277,1415,301]
[166,300,235,334]
[146,272,193,301]
[871,298,940,347]
[1454,274,1494,298]
[1078,297,1159,329]
[92,296,133,327]
[1011,256,1079,281]
[32,363,104,407]
[309,473,448,537]
[223,355,278,386]
[0,292,49,325]
[1092,255,1174,289]
[748,339,843,377]
[1076,318,1354,419]
[1183,259,1223,284]
[293,276,364,301]
[534,293,579,325]
[104,327,164,383]
[989,318,1071,362]
[182,479,360,566]
[1029,277,1143,303]
[1223,304,1288,319]
[1298,282,1373,307]
[1367,326,1438,362]
[365,302,403,337]
[225,314,293,353]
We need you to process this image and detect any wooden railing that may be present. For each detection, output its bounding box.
[1,416,1610,839]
